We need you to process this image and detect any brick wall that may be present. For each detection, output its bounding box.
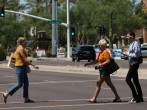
[135,29,147,43]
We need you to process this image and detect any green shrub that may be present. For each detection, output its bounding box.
[0,47,7,61]
[31,51,37,58]
[7,52,12,56]
[46,50,51,57]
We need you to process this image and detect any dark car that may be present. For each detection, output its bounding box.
[72,45,96,62]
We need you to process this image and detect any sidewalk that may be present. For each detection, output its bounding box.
[35,65,147,79]
[1,58,147,79]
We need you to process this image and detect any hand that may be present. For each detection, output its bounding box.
[122,52,128,56]
[34,65,39,69]
[84,63,89,67]
[98,64,103,68]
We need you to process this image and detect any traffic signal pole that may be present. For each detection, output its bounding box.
[5,0,71,59]
[5,10,67,27]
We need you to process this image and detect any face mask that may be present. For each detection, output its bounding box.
[22,41,27,47]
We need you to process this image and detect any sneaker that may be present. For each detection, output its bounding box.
[129,98,137,103]
[137,97,144,103]
[24,99,35,103]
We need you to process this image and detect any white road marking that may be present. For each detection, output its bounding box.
[0,78,125,86]
[4,76,14,78]
[0,103,130,110]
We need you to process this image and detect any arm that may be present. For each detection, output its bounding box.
[19,48,39,69]
[122,52,128,56]
[84,60,98,67]
[100,59,110,67]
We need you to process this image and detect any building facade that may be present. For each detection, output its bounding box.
[135,0,147,43]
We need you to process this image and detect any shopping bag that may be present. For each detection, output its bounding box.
[7,53,16,68]
[26,65,31,73]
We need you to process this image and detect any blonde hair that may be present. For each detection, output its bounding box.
[17,37,26,44]
[97,39,107,46]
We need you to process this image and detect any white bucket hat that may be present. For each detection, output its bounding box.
[97,39,107,46]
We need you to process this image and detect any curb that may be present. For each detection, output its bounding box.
[1,63,147,79]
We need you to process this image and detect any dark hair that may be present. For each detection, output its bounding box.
[129,31,135,38]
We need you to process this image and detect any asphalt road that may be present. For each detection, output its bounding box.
[0,63,147,110]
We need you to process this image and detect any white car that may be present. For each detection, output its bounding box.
[141,46,147,58]
[121,46,147,60]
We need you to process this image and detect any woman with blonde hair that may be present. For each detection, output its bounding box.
[2,37,39,103]
[84,39,120,103]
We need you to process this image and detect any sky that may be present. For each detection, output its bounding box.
[136,0,141,3]
[20,0,142,4]
[20,0,26,4]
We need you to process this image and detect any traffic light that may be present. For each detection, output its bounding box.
[98,26,101,34]
[70,27,75,38]
[98,25,105,35]
[0,7,5,17]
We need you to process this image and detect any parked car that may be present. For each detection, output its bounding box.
[72,45,96,62]
[95,48,101,59]
[141,46,147,58]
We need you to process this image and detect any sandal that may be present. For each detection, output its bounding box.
[88,99,97,103]
[113,98,121,102]
[2,93,7,104]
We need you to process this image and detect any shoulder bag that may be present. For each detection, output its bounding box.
[95,50,119,74]
[7,53,16,68]
[107,58,120,74]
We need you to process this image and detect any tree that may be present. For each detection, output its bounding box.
[0,0,143,50]
[0,0,26,48]
[69,0,141,48]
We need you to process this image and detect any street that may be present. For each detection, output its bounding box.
[0,59,147,110]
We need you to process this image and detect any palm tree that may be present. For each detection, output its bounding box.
[0,0,25,11]
[25,0,45,14]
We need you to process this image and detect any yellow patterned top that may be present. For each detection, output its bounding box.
[14,45,27,66]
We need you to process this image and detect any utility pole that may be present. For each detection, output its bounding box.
[55,0,58,55]
[67,0,70,59]
[51,0,57,56]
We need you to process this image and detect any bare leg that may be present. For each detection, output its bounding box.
[90,76,105,102]
[105,77,120,100]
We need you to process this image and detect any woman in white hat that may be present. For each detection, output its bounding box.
[84,39,120,103]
